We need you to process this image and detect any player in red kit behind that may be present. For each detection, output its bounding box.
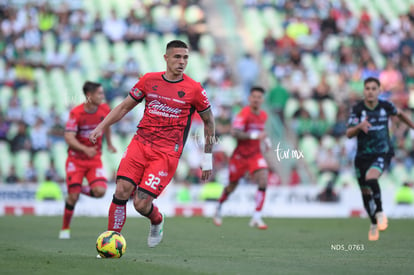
[59,81,116,239]
[214,86,271,229]
[89,40,215,249]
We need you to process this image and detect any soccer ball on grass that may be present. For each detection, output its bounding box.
[96,231,126,258]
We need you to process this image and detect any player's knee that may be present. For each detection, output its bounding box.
[361,187,371,195]
[67,193,80,205]
[92,186,106,197]
[115,179,135,200]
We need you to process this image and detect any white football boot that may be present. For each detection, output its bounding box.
[148,213,165,248]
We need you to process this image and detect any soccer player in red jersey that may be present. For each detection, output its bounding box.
[89,40,215,248]
[59,81,116,239]
[214,86,271,229]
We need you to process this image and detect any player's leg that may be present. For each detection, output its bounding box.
[108,139,145,233]
[133,190,164,248]
[85,161,108,198]
[355,158,379,240]
[214,154,244,226]
[134,150,179,247]
[217,180,239,208]
[213,180,239,226]
[59,160,84,239]
[359,184,379,241]
[366,163,388,231]
[249,168,268,230]
[107,177,136,232]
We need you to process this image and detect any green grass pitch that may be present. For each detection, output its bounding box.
[0,216,413,274]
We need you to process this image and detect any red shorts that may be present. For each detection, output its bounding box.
[65,157,107,193]
[229,152,268,182]
[116,138,179,198]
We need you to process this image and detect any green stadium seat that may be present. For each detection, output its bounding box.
[284,98,300,120]
[317,171,336,187]
[43,32,56,54]
[320,135,336,149]
[185,5,204,24]
[18,86,35,111]
[298,134,319,164]
[218,135,237,157]
[322,99,338,124]
[324,35,341,53]
[303,99,319,118]
[379,172,394,189]
[0,142,12,176]
[199,34,216,56]
[335,171,358,188]
[391,163,409,184]
[112,41,128,65]
[130,41,151,73]
[0,86,12,112]
[170,4,183,21]
[175,161,190,181]
[6,122,18,140]
[33,151,51,181]
[51,142,67,179]
[13,150,31,180]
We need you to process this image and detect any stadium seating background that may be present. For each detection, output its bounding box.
[1,0,414,196]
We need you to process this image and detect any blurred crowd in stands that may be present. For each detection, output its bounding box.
[0,0,218,184]
[1,0,414,191]
[243,0,414,188]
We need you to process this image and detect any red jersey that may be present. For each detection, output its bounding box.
[129,72,211,158]
[65,103,110,160]
[232,106,267,157]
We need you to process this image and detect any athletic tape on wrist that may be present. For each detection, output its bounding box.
[250,131,260,139]
[201,153,213,171]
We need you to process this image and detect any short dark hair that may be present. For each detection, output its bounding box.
[364,77,380,87]
[250,86,265,94]
[166,40,188,51]
[82,81,101,95]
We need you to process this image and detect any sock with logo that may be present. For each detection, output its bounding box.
[108,195,128,232]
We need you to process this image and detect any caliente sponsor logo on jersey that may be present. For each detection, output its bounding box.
[148,100,183,118]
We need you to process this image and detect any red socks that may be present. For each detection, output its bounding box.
[108,196,128,232]
[255,189,266,211]
[61,202,74,230]
[218,188,229,204]
[145,204,162,225]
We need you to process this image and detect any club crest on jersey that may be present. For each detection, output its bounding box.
[177,91,185,98]
[152,85,158,91]
[132,88,142,98]
[380,108,386,117]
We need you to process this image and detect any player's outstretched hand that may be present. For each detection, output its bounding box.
[359,116,371,134]
[89,127,103,144]
[84,146,98,158]
[200,153,213,181]
[107,144,117,153]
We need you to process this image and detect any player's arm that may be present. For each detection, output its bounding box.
[65,131,97,158]
[90,96,138,143]
[346,117,371,138]
[199,108,215,181]
[396,108,414,129]
[346,106,370,138]
[231,128,267,140]
[104,127,117,153]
